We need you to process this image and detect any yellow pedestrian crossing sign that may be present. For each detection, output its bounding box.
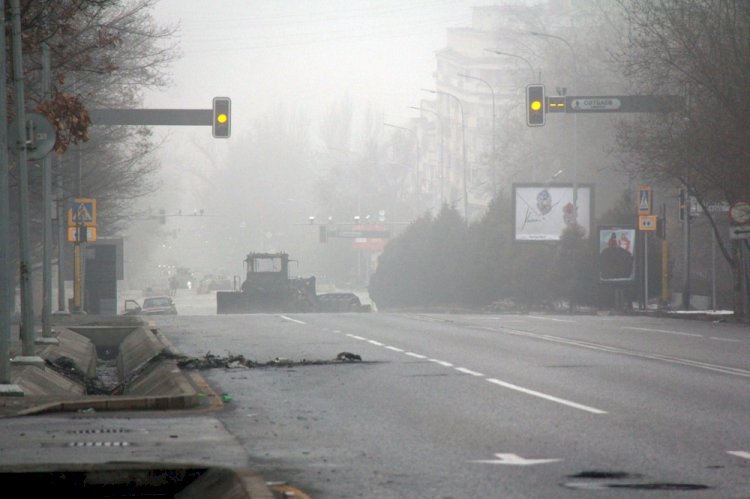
[637,185,652,215]
[67,198,97,227]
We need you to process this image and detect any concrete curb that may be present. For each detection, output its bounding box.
[3,318,219,417]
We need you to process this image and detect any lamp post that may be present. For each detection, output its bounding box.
[484,49,538,83]
[384,123,421,195]
[458,73,496,195]
[529,31,579,225]
[409,106,444,210]
[422,88,468,223]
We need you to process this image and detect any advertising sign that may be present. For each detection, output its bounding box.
[513,183,593,242]
[598,226,636,282]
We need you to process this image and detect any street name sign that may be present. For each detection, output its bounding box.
[562,95,684,113]
[571,97,621,111]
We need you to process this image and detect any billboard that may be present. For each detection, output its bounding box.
[598,226,636,282]
[513,183,593,242]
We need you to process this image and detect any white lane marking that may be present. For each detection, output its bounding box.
[455,367,484,377]
[368,340,385,346]
[727,451,750,460]
[486,378,607,415]
[623,326,702,338]
[470,453,561,466]
[475,325,750,378]
[332,330,342,334]
[346,334,367,341]
[528,315,576,323]
[385,346,404,352]
[280,315,306,325]
[429,359,454,367]
[405,352,427,359]
[709,337,742,343]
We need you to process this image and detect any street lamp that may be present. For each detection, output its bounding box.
[458,73,496,195]
[422,88,468,223]
[528,31,579,225]
[483,49,538,83]
[384,122,421,194]
[409,105,444,210]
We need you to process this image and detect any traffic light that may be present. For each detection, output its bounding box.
[212,97,231,138]
[526,84,545,126]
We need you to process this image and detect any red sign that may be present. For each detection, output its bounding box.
[352,238,386,252]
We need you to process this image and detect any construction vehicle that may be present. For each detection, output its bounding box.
[216,252,370,314]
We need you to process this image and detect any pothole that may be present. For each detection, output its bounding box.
[568,471,641,480]
[563,470,709,491]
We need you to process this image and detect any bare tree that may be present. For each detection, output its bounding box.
[613,0,750,317]
[5,0,178,253]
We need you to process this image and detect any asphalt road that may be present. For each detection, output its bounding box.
[152,308,750,498]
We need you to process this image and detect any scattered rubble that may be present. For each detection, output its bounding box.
[172,351,365,370]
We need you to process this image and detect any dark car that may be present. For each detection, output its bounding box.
[122,296,177,315]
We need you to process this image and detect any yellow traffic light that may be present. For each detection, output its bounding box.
[212,97,231,138]
[526,84,545,126]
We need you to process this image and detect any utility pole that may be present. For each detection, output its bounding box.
[11,0,37,356]
[0,0,24,395]
[41,44,56,339]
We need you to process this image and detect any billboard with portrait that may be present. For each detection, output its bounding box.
[513,183,593,242]
[598,226,636,282]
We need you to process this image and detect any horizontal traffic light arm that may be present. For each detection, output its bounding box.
[89,109,213,126]
[541,95,684,114]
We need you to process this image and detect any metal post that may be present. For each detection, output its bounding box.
[0,0,14,386]
[11,0,36,354]
[644,232,649,309]
[410,105,444,211]
[682,178,691,310]
[709,228,716,311]
[661,239,669,307]
[458,74,496,195]
[57,155,66,312]
[421,89,468,222]
[41,44,53,337]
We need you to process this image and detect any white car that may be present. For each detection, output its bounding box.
[122,296,177,315]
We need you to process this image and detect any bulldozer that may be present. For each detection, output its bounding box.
[216,252,370,314]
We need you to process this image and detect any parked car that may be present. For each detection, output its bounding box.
[122,296,177,315]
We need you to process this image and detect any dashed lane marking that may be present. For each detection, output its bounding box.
[316,327,607,416]
[623,326,702,338]
[528,315,576,323]
[727,451,750,460]
[455,367,484,377]
[280,315,306,325]
[486,378,607,415]
[429,359,454,367]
